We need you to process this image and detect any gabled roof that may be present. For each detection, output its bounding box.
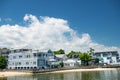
[63,59,77,63]
[94,51,118,54]
[55,54,67,59]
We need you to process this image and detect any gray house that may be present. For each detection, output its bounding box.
[8,49,59,69]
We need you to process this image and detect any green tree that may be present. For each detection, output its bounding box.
[87,48,94,54]
[87,48,95,57]
[89,48,94,53]
[67,51,81,58]
[2,48,8,50]
[0,56,7,69]
[67,51,76,58]
[79,52,92,66]
[54,49,65,55]
[59,62,64,67]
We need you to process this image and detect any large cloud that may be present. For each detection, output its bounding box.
[0,14,120,53]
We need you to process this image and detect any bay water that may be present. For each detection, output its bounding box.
[0,69,120,80]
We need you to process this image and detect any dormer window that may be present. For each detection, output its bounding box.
[48,49,52,53]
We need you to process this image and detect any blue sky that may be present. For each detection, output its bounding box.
[0,0,120,50]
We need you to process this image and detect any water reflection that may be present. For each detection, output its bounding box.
[102,69,119,80]
[7,76,37,80]
[0,77,7,80]
[81,71,101,80]
[2,69,120,80]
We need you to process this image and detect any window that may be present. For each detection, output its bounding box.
[29,55,31,58]
[110,61,112,63]
[34,53,37,57]
[15,62,18,66]
[22,49,29,51]
[107,57,111,59]
[33,61,36,65]
[103,53,108,57]
[112,53,119,57]
[14,50,17,53]
[38,54,41,57]
[26,62,29,65]
[6,56,8,58]
[13,56,16,59]
[96,54,101,57]
[117,60,120,62]
[43,54,45,57]
[26,55,30,58]
[117,57,119,59]
[19,62,21,65]
[19,55,22,58]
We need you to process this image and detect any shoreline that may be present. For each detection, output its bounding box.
[0,68,118,77]
[0,71,33,77]
[47,68,117,74]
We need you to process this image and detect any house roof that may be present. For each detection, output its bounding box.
[48,58,56,61]
[55,54,67,59]
[94,51,118,54]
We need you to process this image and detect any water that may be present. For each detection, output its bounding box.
[1,69,120,80]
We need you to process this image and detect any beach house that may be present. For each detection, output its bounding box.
[55,54,67,62]
[8,49,59,69]
[63,59,81,68]
[94,51,120,65]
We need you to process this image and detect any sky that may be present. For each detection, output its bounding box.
[0,0,120,53]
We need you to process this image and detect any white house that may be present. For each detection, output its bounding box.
[8,49,59,69]
[63,59,81,68]
[94,51,120,65]
[55,54,67,62]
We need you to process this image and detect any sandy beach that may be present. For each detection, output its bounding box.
[0,71,32,77]
[0,68,117,77]
[48,68,117,74]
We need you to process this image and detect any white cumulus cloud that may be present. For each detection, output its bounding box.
[0,14,120,53]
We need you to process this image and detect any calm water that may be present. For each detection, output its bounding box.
[1,69,120,80]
